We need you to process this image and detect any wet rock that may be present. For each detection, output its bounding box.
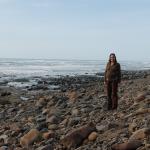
[1,91,11,96]
[36,122,47,131]
[28,85,49,91]
[20,96,29,101]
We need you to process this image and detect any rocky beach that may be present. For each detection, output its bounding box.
[0,70,150,150]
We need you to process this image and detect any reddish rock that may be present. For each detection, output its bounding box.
[88,132,97,141]
[66,91,78,103]
[111,140,143,150]
[27,116,34,123]
[20,129,40,148]
[36,97,47,107]
[60,122,96,149]
[129,128,150,141]
[42,131,55,140]
[134,92,147,102]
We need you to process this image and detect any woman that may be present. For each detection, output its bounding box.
[104,53,121,110]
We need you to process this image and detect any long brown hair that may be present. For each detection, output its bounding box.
[108,53,117,64]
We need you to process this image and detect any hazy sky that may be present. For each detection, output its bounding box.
[0,0,150,61]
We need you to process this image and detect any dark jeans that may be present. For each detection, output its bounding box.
[106,81,118,110]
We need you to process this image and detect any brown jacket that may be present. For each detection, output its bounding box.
[104,62,121,83]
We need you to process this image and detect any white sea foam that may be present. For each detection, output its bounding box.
[0,58,149,78]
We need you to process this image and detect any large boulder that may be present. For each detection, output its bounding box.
[111,140,143,150]
[60,122,96,149]
[20,129,40,148]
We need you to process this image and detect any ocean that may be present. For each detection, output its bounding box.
[0,58,150,78]
[0,58,149,88]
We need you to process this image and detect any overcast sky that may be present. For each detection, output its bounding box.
[0,0,150,61]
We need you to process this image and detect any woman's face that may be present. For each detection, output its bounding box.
[110,55,116,62]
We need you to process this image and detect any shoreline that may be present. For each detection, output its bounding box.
[0,70,150,149]
[0,69,150,89]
